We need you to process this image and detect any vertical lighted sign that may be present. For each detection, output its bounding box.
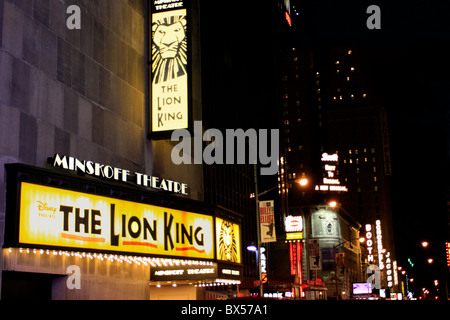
[151,0,189,134]
[386,251,393,288]
[446,242,450,267]
[375,220,384,270]
[365,224,375,264]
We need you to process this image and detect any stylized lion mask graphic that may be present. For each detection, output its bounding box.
[152,15,187,84]
[218,220,238,262]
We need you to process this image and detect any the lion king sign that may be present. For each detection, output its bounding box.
[151,0,190,135]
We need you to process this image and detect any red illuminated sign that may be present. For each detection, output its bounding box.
[446,242,450,267]
[289,241,303,276]
[285,11,291,27]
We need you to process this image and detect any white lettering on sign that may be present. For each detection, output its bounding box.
[51,154,188,195]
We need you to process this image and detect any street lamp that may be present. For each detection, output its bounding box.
[298,178,308,186]
[328,201,337,208]
[253,165,279,297]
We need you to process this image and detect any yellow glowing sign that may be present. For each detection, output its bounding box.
[215,218,241,264]
[18,182,213,259]
[151,7,189,133]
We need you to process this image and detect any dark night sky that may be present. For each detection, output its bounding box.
[290,0,450,291]
[213,0,450,293]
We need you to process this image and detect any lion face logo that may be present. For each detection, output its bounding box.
[218,220,238,262]
[152,15,187,84]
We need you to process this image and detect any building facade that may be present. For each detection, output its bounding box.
[0,0,251,300]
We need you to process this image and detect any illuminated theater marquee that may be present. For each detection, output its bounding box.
[17,182,214,259]
[151,0,189,134]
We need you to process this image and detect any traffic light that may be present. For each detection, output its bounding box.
[408,258,414,267]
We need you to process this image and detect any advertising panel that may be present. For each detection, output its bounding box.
[151,0,190,134]
[260,201,276,243]
[215,217,241,264]
[150,263,218,282]
[17,182,214,259]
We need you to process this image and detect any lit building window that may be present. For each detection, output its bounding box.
[349,150,352,154]
[347,76,350,81]
[336,61,340,65]
[350,67,355,71]
[362,93,367,98]
[374,186,378,192]
[348,50,352,55]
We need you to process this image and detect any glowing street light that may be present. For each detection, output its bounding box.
[298,178,308,186]
[427,258,434,264]
[421,241,429,248]
[328,201,337,208]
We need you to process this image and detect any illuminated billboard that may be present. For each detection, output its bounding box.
[17,182,214,259]
[215,217,241,264]
[151,0,190,135]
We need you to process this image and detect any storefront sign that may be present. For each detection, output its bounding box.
[216,218,241,264]
[151,0,190,134]
[308,239,321,270]
[285,216,303,232]
[150,264,218,282]
[51,154,188,195]
[17,182,213,259]
[260,201,276,243]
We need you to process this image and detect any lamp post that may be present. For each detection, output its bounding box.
[253,164,279,297]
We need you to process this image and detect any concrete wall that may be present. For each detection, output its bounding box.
[0,0,203,299]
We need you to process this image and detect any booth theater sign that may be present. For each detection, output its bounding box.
[16,182,214,259]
